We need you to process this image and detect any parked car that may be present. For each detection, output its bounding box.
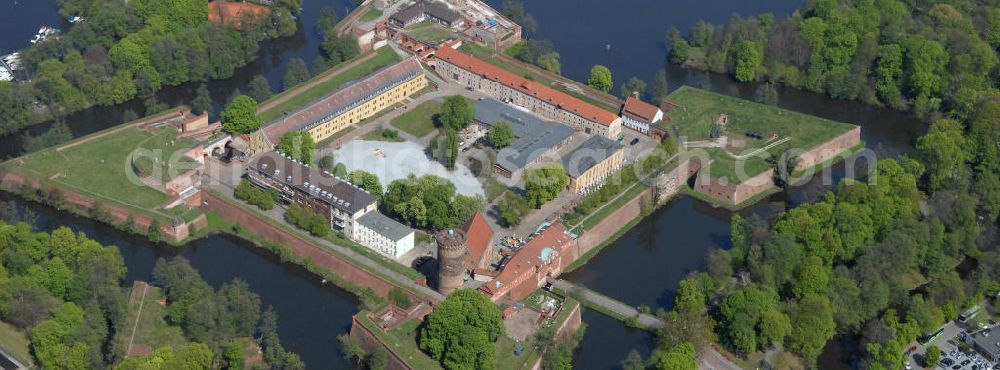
[629,138,640,146]
[954,365,963,370]
[962,360,972,366]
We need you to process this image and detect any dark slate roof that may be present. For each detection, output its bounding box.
[249,151,377,214]
[357,212,413,241]
[560,135,623,178]
[479,99,574,173]
[971,330,1000,358]
[262,57,424,143]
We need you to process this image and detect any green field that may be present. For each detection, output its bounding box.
[0,320,32,367]
[259,47,403,123]
[361,128,406,142]
[118,282,188,355]
[667,86,856,180]
[131,128,198,183]
[404,21,456,45]
[3,126,195,212]
[390,99,442,137]
[359,7,383,22]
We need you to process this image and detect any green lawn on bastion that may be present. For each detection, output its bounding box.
[2,125,196,212]
[665,86,856,180]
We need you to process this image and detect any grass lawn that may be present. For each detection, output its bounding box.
[131,128,198,183]
[404,21,456,45]
[3,126,193,212]
[667,86,856,180]
[481,176,508,202]
[0,320,32,367]
[362,128,406,142]
[119,282,188,354]
[360,6,383,22]
[357,315,443,369]
[259,47,402,123]
[390,99,442,137]
[496,335,539,370]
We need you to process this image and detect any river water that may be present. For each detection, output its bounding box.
[2,0,928,368]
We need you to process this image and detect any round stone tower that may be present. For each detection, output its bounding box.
[436,228,468,295]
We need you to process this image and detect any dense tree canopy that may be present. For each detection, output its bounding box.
[669,0,1000,118]
[418,289,504,370]
[488,121,515,148]
[221,95,262,135]
[524,164,569,208]
[588,65,613,93]
[277,131,315,164]
[383,174,486,229]
[438,96,474,130]
[2,0,299,130]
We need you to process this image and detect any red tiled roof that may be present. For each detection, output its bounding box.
[463,212,493,267]
[208,1,270,29]
[480,223,573,297]
[262,57,425,143]
[622,95,661,123]
[434,46,620,126]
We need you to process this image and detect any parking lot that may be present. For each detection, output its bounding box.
[907,320,998,370]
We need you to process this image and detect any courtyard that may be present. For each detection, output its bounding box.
[330,139,485,197]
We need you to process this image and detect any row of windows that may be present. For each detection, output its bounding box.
[309,78,427,141]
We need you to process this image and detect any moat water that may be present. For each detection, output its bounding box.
[3,0,928,368]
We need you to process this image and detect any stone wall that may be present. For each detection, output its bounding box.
[694,169,776,206]
[794,126,862,171]
[0,172,205,242]
[349,315,414,370]
[200,191,416,298]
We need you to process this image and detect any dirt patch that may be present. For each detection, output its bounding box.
[127,344,151,357]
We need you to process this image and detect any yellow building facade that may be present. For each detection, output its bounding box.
[306,74,427,142]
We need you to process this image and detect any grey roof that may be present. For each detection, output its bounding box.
[357,212,414,241]
[475,99,549,137]
[971,330,1000,358]
[560,136,624,178]
[249,151,377,214]
[478,99,574,173]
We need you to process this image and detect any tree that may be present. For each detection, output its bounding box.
[669,39,691,64]
[652,343,697,370]
[925,346,941,367]
[792,255,830,299]
[224,339,245,370]
[498,192,530,227]
[438,96,474,130]
[221,95,262,134]
[419,289,503,369]
[916,119,970,191]
[735,40,762,82]
[338,333,367,365]
[248,75,273,102]
[524,164,569,208]
[587,65,613,93]
[619,77,646,99]
[191,84,211,116]
[651,69,669,103]
[148,219,161,243]
[283,58,310,89]
[620,350,645,370]
[536,52,561,75]
[318,155,335,171]
[488,121,515,148]
[277,132,315,163]
[347,170,383,197]
[789,295,835,366]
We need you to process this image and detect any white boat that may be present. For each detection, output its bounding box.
[0,67,13,82]
[68,16,82,23]
[30,26,60,44]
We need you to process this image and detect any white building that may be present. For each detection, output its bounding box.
[353,211,415,258]
[620,94,663,135]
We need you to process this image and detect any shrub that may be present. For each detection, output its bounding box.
[388,287,412,309]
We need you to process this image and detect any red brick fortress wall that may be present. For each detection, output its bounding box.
[794,126,862,171]
[200,191,411,298]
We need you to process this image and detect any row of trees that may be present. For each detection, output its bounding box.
[234,180,276,211]
[633,94,1000,368]
[1,0,300,132]
[587,64,670,102]
[286,204,330,237]
[668,0,1000,118]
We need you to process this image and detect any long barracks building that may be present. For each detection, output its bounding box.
[433,44,623,139]
[262,57,427,145]
[246,151,415,258]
